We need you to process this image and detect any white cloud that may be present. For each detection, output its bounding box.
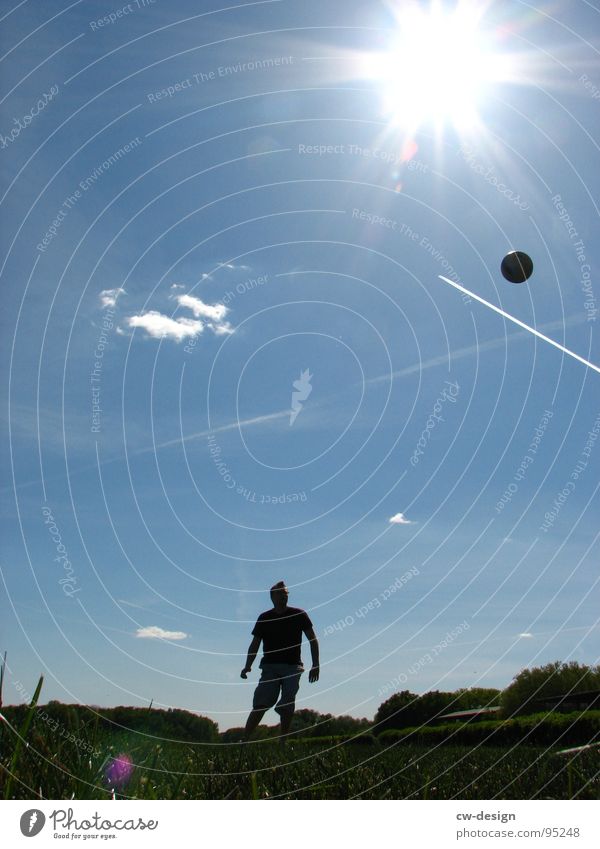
[208,321,234,335]
[136,625,188,640]
[177,294,228,322]
[126,311,203,341]
[518,632,533,638]
[389,512,413,525]
[118,598,151,611]
[172,293,234,336]
[170,283,185,290]
[221,262,249,271]
[99,288,125,308]
[194,263,249,281]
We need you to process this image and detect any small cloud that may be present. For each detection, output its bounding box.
[118,598,149,611]
[208,321,234,335]
[518,632,533,639]
[170,283,185,290]
[219,262,249,272]
[99,288,125,308]
[389,512,414,525]
[136,625,187,640]
[125,311,203,342]
[177,294,228,322]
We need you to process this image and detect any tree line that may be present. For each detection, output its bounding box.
[375,661,600,733]
[3,660,598,742]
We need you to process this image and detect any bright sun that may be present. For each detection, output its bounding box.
[361,2,509,132]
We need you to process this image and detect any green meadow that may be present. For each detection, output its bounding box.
[1,674,598,800]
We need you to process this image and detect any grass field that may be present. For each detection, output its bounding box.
[2,721,599,799]
[2,676,599,800]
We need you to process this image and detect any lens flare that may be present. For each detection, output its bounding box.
[105,753,134,787]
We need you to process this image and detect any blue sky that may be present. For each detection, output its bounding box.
[1,0,599,730]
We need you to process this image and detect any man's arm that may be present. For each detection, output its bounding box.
[241,635,261,678]
[304,627,320,682]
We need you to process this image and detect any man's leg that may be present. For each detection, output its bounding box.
[243,707,267,741]
[275,665,303,744]
[244,665,280,741]
[278,709,294,740]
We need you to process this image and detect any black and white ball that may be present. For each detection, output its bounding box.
[501,251,534,283]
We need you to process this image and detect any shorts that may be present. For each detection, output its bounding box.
[252,662,304,715]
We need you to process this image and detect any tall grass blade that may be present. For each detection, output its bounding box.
[0,652,6,708]
[3,674,43,799]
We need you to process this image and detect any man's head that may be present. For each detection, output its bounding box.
[270,581,289,611]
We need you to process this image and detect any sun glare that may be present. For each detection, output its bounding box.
[362,2,509,132]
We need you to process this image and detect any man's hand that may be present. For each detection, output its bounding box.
[240,667,252,679]
[304,627,320,683]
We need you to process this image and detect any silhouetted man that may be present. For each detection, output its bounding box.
[241,581,319,741]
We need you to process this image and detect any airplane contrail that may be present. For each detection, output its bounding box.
[438,275,600,375]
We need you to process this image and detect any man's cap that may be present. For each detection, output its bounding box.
[270,580,287,593]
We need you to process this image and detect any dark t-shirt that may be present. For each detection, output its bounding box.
[252,606,313,665]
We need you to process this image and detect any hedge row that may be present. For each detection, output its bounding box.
[289,733,380,747]
[378,710,600,748]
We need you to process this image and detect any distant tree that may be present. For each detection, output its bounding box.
[456,688,501,709]
[374,690,420,732]
[290,709,371,738]
[217,710,371,742]
[219,727,245,743]
[2,701,218,745]
[42,703,221,742]
[327,714,371,736]
[374,688,504,733]
[415,691,463,722]
[291,709,324,733]
[501,661,600,717]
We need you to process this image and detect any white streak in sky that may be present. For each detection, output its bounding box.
[439,275,600,375]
